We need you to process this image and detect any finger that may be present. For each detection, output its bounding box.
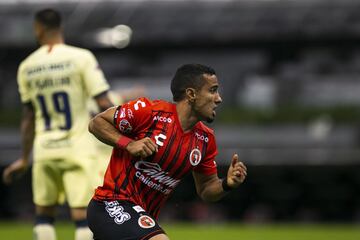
[146,138,158,152]
[233,169,246,178]
[141,144,155,156]
[234,172,246,182]
[139,150,148,158]
[232,168,247,179]
[238,161,247,171]
[240,173,246,182]
[141,138,157,153]
[234,170,241,177]
[144,140,157,153]
[232,163,245,171]
[231,154,238,167]
[233,163,247,173]
[230,176,244,185]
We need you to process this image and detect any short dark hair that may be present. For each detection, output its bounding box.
[171,64,216,102]
[34,9,62,30]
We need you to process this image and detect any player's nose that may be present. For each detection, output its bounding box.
[215,92,222,104]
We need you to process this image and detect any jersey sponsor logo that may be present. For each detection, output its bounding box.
[154,133,167,146]
[195,132,209,142]
[119,119,132,133]
[132,205,145,213]
[189,148,202,166]
[134,100,146,110]
[138,215,156,229]
[153,115,172,123]
[105,201,131,225]
[134,160,180,195]
[26,61,72,76]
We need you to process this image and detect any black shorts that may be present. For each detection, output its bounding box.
[87,199,165,240]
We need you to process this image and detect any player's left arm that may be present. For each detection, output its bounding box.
[192,154,247,202]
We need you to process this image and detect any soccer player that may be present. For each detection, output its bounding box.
[2,9,113,240]
[87,64,247,240]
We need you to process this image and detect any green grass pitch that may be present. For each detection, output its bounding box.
[0,221,359,240]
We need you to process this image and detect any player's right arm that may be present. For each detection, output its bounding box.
[3,102,35,184]
[88,106,157,158]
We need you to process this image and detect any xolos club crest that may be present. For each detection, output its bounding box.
[189,148,202,166]
[138,215,156,229]
[119,119,132,133]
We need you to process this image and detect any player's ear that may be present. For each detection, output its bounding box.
[185,88,196,103]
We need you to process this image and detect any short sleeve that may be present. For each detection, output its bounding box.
[193,134,218,176]
[82,51,110,97]
[17,63,31,103]
[113,97,153,136]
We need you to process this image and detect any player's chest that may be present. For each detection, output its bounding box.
[136,119,209,170]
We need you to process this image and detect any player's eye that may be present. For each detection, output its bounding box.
[210,87,218,93]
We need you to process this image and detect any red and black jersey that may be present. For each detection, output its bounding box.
[93,97,218,219]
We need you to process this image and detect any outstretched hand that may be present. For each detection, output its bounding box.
[2,158,29,185]
[226,154,247,189]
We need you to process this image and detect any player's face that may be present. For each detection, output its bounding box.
[193,74,222,123]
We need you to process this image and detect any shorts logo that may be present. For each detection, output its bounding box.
[189,148,202,166]
[138,215,156,229]
[105,201,131,225]
[119,119,132,133]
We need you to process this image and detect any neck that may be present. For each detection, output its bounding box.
[176,101,198,132]
[40,32,64,46]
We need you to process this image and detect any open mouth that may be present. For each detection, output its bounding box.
[212,107,217,116]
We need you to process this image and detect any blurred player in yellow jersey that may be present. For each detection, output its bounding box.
[2,8,113,240]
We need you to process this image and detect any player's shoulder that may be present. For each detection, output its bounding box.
[19,47,44,69]
[19,44,92,67]
[151,99,174,112]
[195,122,215,136]
[128,97,172,111]
[61,44,94,58]
[127,97,152,106]
[123,97,153,114]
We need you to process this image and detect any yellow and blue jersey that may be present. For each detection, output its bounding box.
[17,43,109,162]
